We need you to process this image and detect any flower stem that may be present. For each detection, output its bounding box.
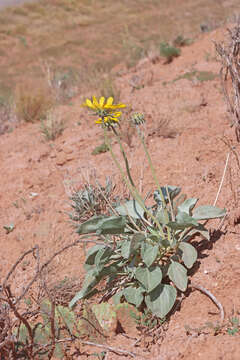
[104,127,164,237]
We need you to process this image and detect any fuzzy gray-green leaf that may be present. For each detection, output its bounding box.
[178,242,197,269]
[115,200,145,219]
[145,284,177,318]
[141,243,159,267]
[123,286,144,307]
[135,266,162,292]
[177,198,198,215]
[192,205,226,220]
[168,260,188,291]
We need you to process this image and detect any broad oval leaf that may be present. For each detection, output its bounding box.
[115,200,145,219]
[135,266,162,293]
[168,261,188,291]
[77,215,126,235]
[77,215,105,234]
[98,216,126,234]
[145,284,177,318]
[177,198,198,215]
[123,286,144,307]
[178,242,197,269]
[192,205,226,220]
[121,240,132,259]
[141,243,159,267]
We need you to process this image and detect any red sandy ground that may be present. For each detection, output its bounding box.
[1,26,240,359]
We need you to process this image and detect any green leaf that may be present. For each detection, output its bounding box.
[135,266,162,292]
[69,270,100,307]
[77,215,105,234]
[85,245,107,266]
[145,284,177,318]
[113,290,124,305]
[123,286,144,307]
[115,200,145,219]
[186,225,210,241]
[77,215,126,235]
[168,261,188,291]
[95,246,113,270]
[155,208,169,225]
[98,216,126,234]
[192,205,226,220]
[177,198,198,215]
[141,243,159,267]
[168,211,198,230]
[178,242,197,269]
[130,233,146,251]
[121,240,132,259]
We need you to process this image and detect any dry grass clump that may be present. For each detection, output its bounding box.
[215,22,240,141]
[15,80,54,123]
[40,108,65,141]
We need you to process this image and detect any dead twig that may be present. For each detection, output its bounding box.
[215,23,240,141]
[81,340,141,358]
[190,283,225,323]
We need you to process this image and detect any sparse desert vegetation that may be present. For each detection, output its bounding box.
[1,1,240,359]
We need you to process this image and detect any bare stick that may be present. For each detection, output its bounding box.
[213,152,230,207]
[3,246,37,288]
[15,238,105,305]
[191,283,225,323]
[81,341,140,358]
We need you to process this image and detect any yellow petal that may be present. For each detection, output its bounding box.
[106,97,114,106]
[95,118,103,124]
[92,96,99,108]
[83,98,95,110]
[99,97,105,107]
[113,112,121,117]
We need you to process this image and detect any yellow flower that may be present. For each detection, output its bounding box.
[95,111,122,125]
[82,96,126,111]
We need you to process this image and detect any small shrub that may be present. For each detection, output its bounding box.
[160,42,181,63]
[92,142,109,155]
[15,81,54,123]
[40,108,65,141]
[173,35,192,47]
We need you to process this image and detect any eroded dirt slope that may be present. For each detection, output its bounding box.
[1,26,240,359]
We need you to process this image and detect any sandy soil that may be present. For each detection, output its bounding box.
[0,14,240,360]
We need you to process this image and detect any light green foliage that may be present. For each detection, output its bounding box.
[160,42,181,63]
[227,317,239,336]
[70,185,226,318]
[174,70,218,83]
[92,142,109,155]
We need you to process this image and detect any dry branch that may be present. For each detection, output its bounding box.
[215,22,240,141]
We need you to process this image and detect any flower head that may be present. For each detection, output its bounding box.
[83,96,126,111]
[82,96,126,126]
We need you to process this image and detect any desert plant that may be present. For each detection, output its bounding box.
[215,23,240,142]
[160,42,181,63]
[68,177,115,224]
[40,108,65,141]
[15,81,54,122]
[69,96,226,319]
